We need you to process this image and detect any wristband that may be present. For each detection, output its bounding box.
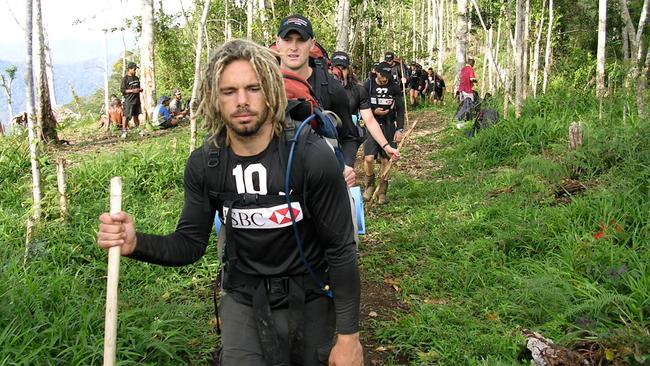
[382,142,390,149]
[397,129,404,133]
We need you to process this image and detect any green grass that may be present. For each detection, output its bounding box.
[1,88,649,365]
[360,88,650,365]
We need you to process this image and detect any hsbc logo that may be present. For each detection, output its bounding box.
[223,202,304,229]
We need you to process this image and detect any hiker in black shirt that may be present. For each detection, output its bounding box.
[408,62,422,108]
[97,39,362,366]
[362,62,405,204]
[433,72,446,104]
[275,15,358,187]
[384,51,409,91]
[120,62,143,134]
[331,51,399,163]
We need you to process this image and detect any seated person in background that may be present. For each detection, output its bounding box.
[169,89,189,119]
[108,97,125,132]
[98,95,124,131]
[152,95,181,129]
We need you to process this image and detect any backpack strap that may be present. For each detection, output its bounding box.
[278,117,312,220]
[202,135,228,213]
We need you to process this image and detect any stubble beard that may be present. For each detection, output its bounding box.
[225,106,270,138]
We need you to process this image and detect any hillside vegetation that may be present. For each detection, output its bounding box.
[1,80,648,364]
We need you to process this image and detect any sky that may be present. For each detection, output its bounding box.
[0,0,195,64]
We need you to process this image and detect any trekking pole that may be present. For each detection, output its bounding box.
[367,118,420,207]
[103,177,122,366]
[401,65,410,129]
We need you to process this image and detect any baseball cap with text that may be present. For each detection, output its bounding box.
[331,51,350,68]
[277,14,314,40]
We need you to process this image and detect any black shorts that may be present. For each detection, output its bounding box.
[434,90,444,100]
[123,103,141,120]
[364,116,397,159]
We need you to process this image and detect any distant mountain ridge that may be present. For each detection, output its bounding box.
[0,55,120,124]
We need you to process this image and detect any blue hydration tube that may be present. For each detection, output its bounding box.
[284,114,333,298]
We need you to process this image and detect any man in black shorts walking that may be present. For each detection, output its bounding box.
[362,62,405,204]
[120,62,143,137]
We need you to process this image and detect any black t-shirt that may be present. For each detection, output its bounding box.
[129,134,360,333]
[435,77,446,93]
[121,75,141,105]
[364,78,405,129]
[343,81,371,115]
[408,70,421,89]
[308,66,357,167]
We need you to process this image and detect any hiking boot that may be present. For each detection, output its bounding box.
[120,129,127,139]
[377,180,389,205]
[363,175,376,201]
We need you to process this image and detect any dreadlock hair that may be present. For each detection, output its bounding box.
[197,38,287,145]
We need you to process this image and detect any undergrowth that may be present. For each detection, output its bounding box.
[1,87,648,365]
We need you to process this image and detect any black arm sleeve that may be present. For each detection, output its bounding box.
[394,86,405,130]
[305,139,360,334]
[128,149,215,266]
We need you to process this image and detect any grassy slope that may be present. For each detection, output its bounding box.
[1,88,648,365]
[363,91,650,365]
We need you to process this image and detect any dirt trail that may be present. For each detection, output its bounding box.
[51,109,451,365]
[357,109,448,365]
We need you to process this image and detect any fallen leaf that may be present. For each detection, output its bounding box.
[375,346,388,352]
[368,311,378,318]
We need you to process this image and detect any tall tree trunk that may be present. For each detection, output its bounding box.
[103,1,110,132]
[0,69,16,122]
[141,0,156,123]
[335,0,351,52]
[225,0,232,41]
[622,25,629,61]
[189,0,211,152]
[542,0,553,94]
[488,27,494,93]
[44,32,57,108]
[456,0,468,74]
[258,0,270,44]
[25,0,42,222]
[437,0,444,74]
[514,0,524,118]
[531,0,546,97]
[247,0,254,39]
[103,28,110,132]
[412,2,417,61]
[34,0,58,143]
[522,0,530,100]
[495,12,502,91]
[427,0,435,66]
[596,0,607,97]
[504,1,513,115]
[470,0,505,90]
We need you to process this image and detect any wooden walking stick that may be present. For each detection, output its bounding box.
[104,177,122,366]
[367,118,420,207]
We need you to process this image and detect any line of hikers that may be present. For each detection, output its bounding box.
[97,13,497,366]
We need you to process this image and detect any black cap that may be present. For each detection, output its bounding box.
[127,62,138,69]
[376,62,392,76]
[277,15,313,40]
[384,52,395,62]
[331,51,350,67]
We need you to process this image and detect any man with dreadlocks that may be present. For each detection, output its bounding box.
[96,39,363,366]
